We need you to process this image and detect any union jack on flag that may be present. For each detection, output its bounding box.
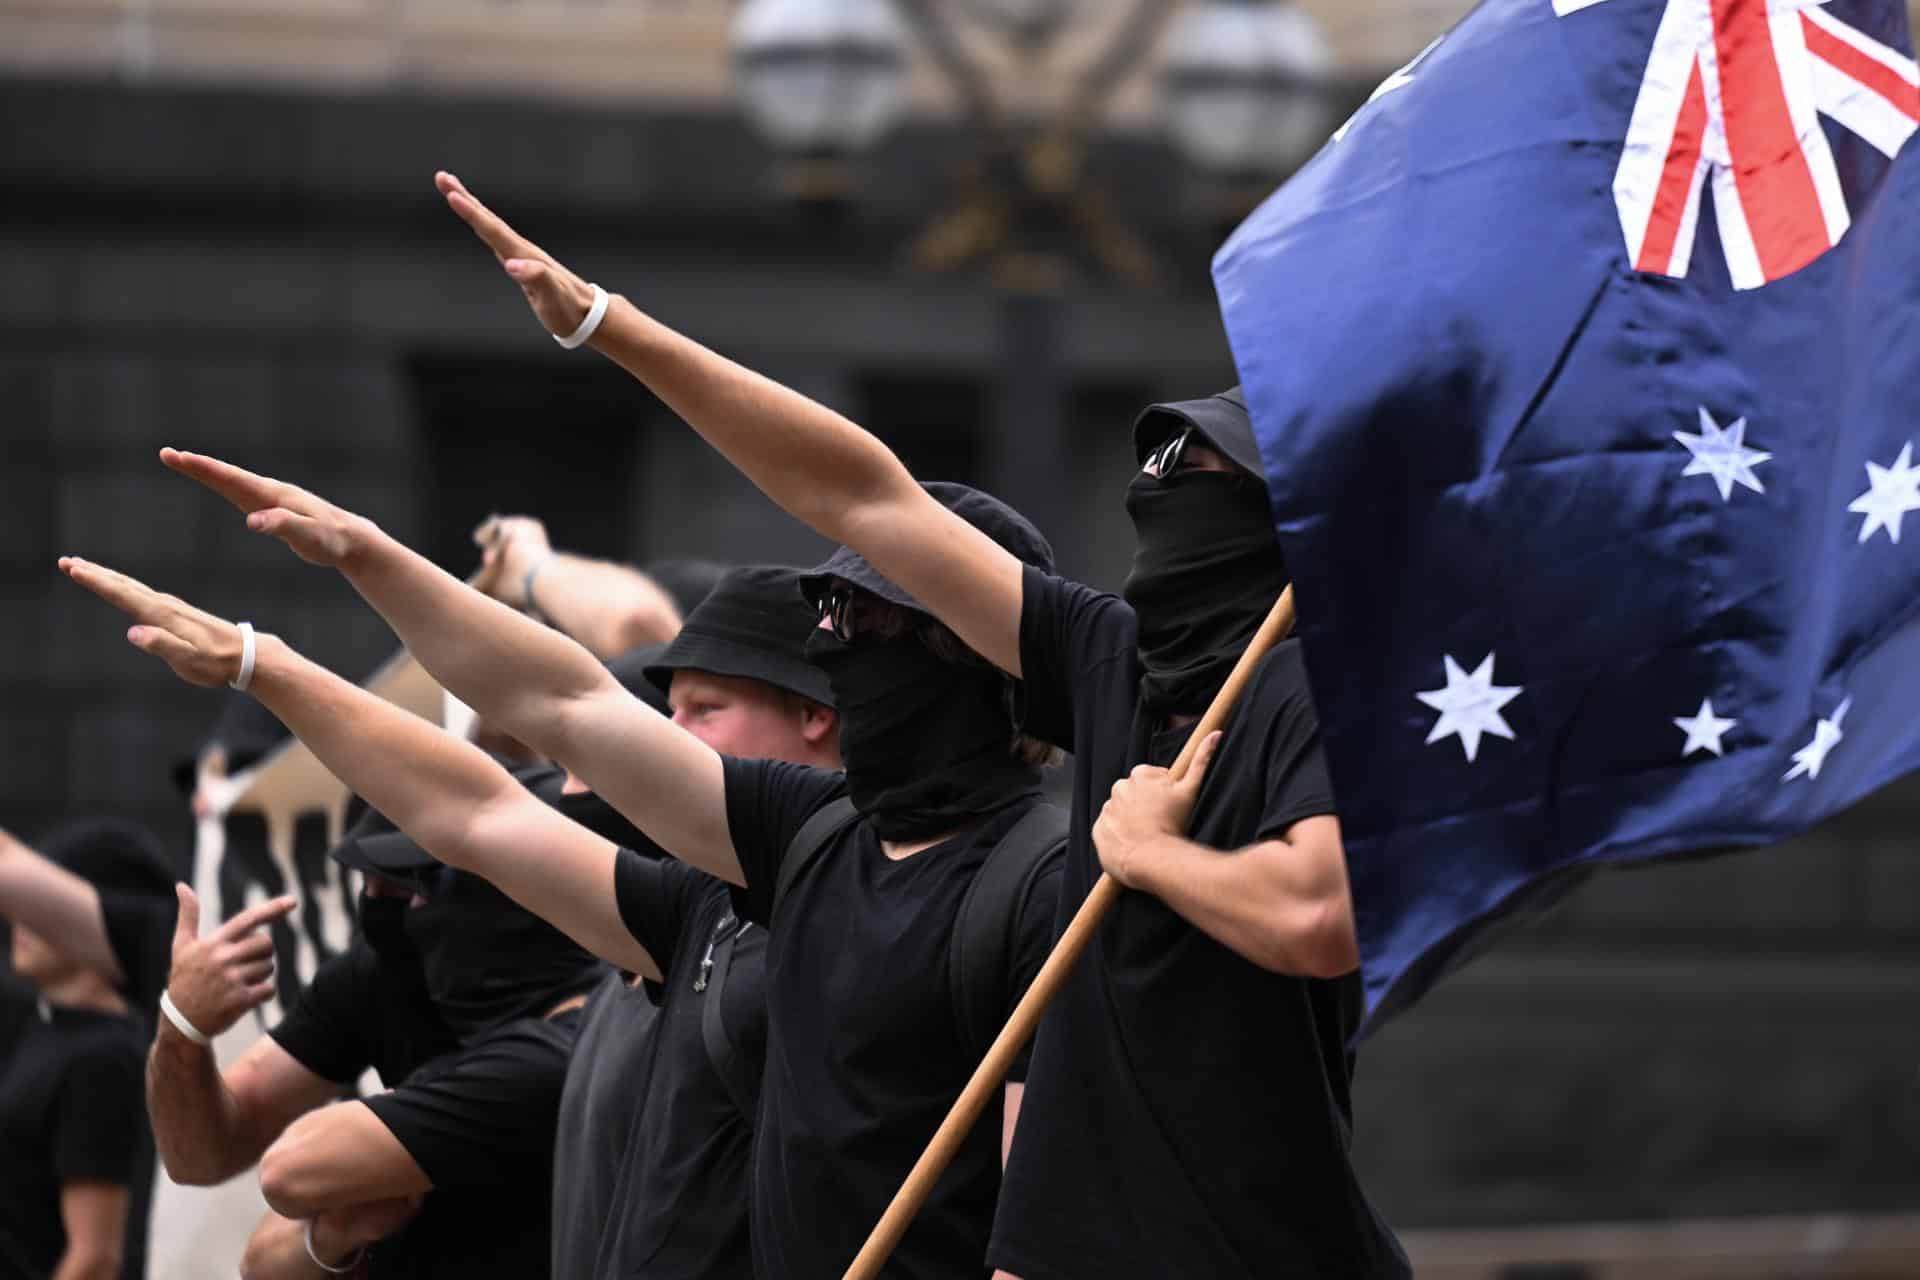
[1565,0,1920,287]
[1214,0,1920,1033]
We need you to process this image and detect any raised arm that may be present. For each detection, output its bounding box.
[436,170,1028,676]
[59,555,739,930]
[0,830,123,986]
[471,514,681,659]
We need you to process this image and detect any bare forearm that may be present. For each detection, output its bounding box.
[0,831,123,984]
[148,1028,260,1184]
[52,1251,119,1280]
[529,553,680,658]
[1129,836,1357,978]
[238,1214,319,1280]
[589,299,919,543]
[340,524,617,759]
[243,636,524,864]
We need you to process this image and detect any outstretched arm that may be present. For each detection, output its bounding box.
[0,830,123,986]
[72,477,743,899]
[471,514,681,659]
[437,170,1028,676]
[59,556,728,956]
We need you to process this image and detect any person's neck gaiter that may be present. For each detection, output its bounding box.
[804,627,1039,842]
[402,872,601,1042]
[1122,468,1290,717]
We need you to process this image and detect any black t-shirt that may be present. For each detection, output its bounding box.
[725,759,1062,1280]
[550,968,658,1279]
[989,569,1408,1280]
[0,1002,145,1279]
[547,852,769,1279]
[269,939,457,1091]
[359,1010,580,1280]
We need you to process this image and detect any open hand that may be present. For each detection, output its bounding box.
[59,556,254,688]
[470,514,553,608]
[164,884,297,1038]
[1093,730,1221,889]
[159,449,375,569]
[436,170,600,339]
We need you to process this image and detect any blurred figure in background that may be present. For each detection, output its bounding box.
[0,823,178,1280]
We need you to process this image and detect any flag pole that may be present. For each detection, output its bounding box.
[842,586,1298,1280]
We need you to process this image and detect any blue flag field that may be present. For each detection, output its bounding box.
[1213,0,1920,1034]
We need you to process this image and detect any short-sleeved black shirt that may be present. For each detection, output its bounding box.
[546,851,769,1279]
[269,939,456,1091]
[359,1010,581,1280]
[0,1002,145,1279]
[989,568,1408,1280]
[724,758,1062,1280]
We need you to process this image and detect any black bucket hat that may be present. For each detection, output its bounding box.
[1131,385,1264,478]
[798,482,1054,617]
[644,566,834,707]
[40,819,177,903]
[328,761,590,883]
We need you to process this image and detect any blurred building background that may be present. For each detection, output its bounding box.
[1,1,1916,1274]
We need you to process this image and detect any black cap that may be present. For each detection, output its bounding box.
[1131,386,1264,477]
[644,566,833,707]
[605,644,673,716]
[39,819,177,903]
[798,482,1054,616]
[327,804,435,879]
[642,558,732,619]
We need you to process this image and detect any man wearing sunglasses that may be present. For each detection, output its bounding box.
[416,174,1410,1279]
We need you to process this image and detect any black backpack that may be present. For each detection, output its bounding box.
[766,797,1068,1059]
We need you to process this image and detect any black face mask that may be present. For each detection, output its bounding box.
[804,627,1040,841]
[390,871,600,1043]
[1122,468,1289,717]
[550,786,650,852]
[357,894,423,989]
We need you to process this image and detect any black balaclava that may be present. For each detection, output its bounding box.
[395,867,602,1042]
[803,627,1039,842]
[1122,465,1289,717]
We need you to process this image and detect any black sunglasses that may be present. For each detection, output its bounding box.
[1141,426,1195,478]
[819,582,861,642]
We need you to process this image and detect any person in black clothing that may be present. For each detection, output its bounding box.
[0,824,176,1280]
[518,565,843,1278]
[139,788,605,1279]
[67,453,1067,1278]
[419,177,1408,1278]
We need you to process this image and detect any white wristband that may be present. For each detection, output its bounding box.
[229,622,257,692]
[158,990,211,1046]
[305,1219,363,1274]
[553,284,609,350]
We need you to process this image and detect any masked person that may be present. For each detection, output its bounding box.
[140,785,605,1279]
[417,175,1410,1278]
[63,468,1068,1280]
[0,824,176,1280]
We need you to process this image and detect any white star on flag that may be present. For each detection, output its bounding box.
[1416,653,1521,763]
[1848,442,1920,544]
[1783,697,1852,782]
[1674,407,1770,501]
[1672,698,1736,758]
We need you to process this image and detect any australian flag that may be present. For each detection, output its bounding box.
[1212,0,1920,1035]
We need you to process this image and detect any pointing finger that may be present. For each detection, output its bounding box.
[217,894,298,943]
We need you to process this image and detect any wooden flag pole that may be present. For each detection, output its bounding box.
[842,586,1298,1280]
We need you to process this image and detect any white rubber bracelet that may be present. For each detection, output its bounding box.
[305,1219,363,1274]
[158,990,211,1047]
[229,622,257,693]
[553,283,609,349]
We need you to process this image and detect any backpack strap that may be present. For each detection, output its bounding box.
[772,797,860,922]
[949,802,1070,1061]
[699,911,761,1122]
